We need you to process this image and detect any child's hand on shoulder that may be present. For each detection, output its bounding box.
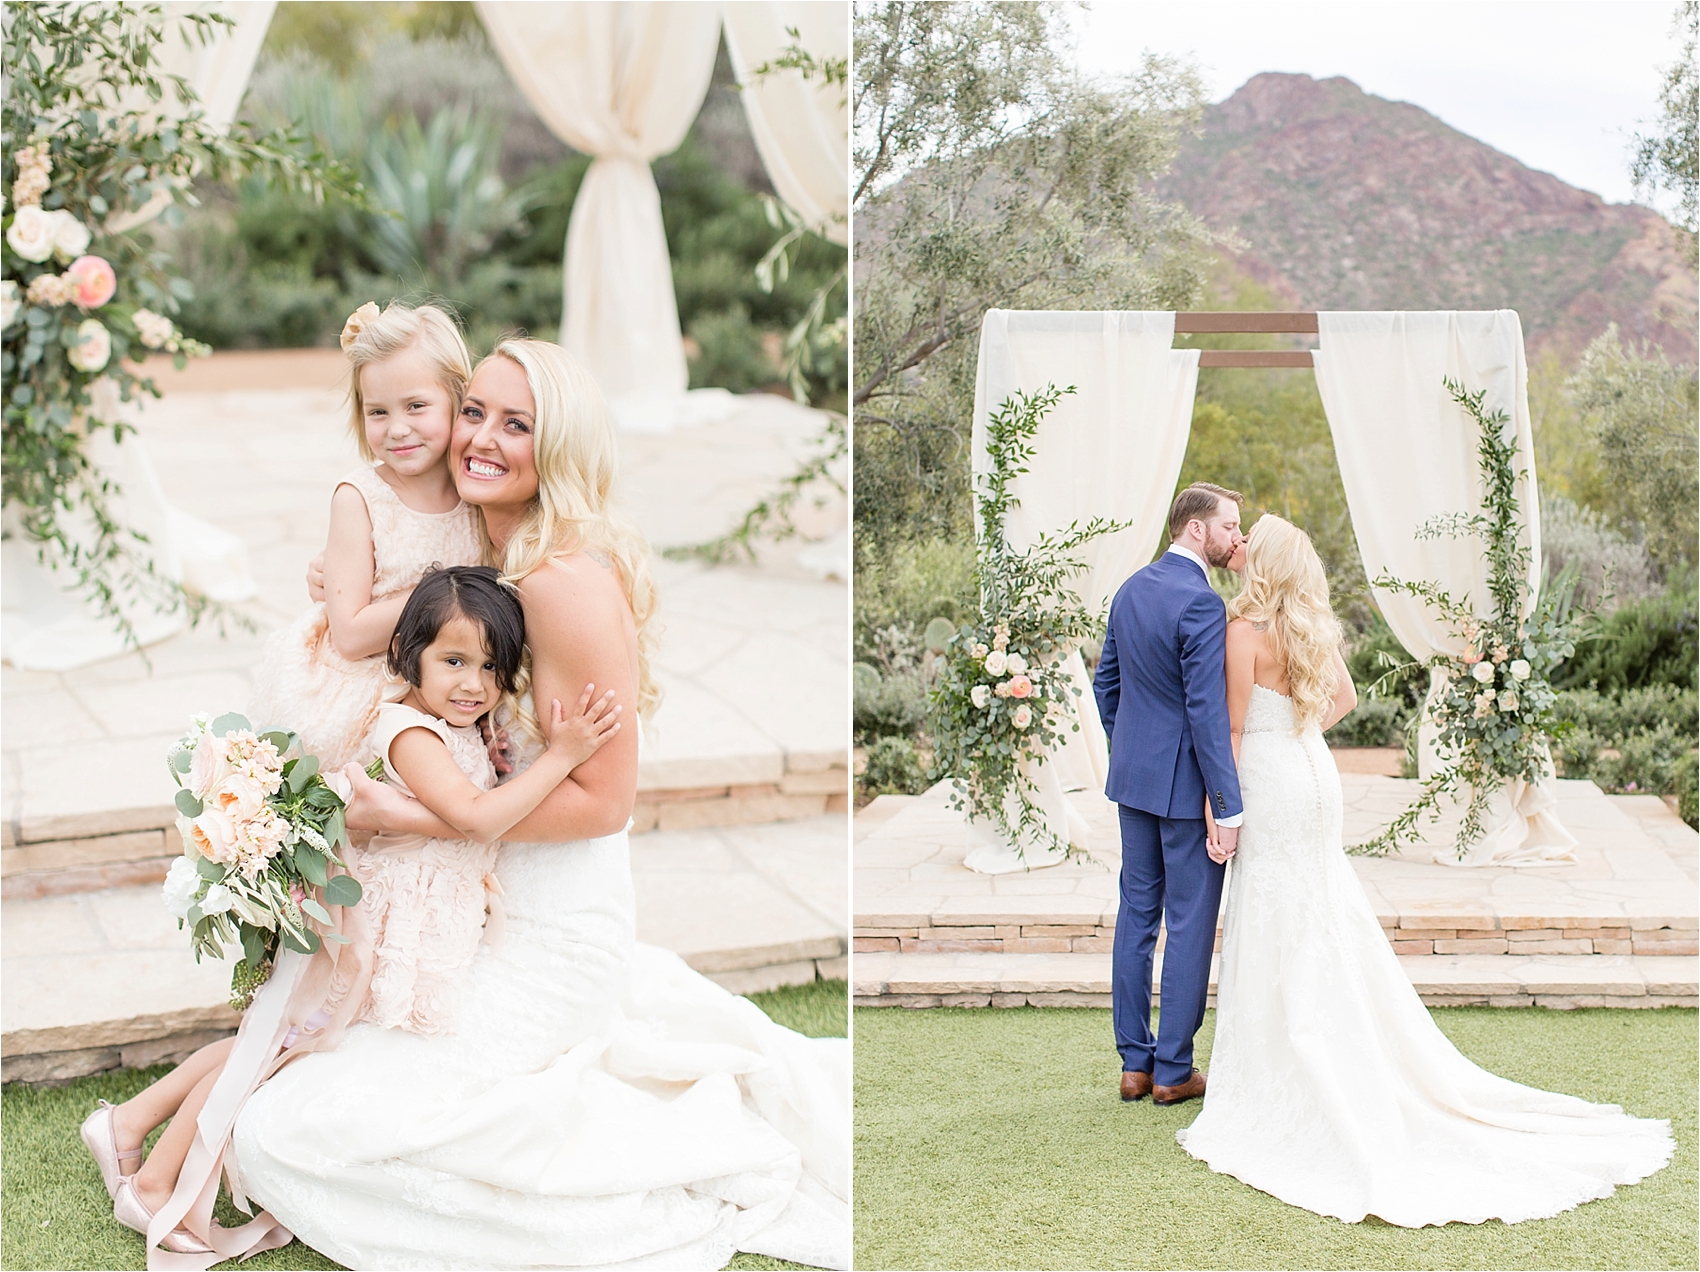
[546,683,622,770]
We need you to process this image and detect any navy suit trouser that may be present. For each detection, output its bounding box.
[1113,805,1225,1087]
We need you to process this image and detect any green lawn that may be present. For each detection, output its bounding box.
[854,1005,1698,1271]
[1,978,847,1272]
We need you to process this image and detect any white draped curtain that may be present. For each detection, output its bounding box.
[477,1,721,409]
[1313,310,1575,866]
[967,310,1201,873]
[722,2,849,246]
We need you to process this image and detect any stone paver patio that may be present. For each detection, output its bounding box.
[853,776,1698,1009]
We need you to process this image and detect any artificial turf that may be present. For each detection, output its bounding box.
[854,1004,1698,1271]
[0,977,847,1272]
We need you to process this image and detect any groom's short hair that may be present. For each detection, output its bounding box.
[1168,482,1244,540]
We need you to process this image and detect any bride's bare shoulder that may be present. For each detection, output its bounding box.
[513,551,627,627]
[1226,617,1267,646]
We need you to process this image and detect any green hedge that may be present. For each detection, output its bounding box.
[1553,585,1698,691]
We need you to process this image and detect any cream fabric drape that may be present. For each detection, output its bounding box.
[1313,310,1574,866]
[966,310,1201,873]
[722,3,848,245]
[476,1,721,409]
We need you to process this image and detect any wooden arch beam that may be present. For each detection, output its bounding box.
[1175,312,1317,367]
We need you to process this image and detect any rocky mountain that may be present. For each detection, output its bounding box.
[1160,73,1696,364]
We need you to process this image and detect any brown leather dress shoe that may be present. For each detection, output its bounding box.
[1120,1071,1153,1101]
[1152,1068,1207,1105]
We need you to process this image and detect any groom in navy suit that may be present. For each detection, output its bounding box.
[1093,483,1245,1106]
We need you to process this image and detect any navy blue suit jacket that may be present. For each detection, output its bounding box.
[1094,551,1243,821]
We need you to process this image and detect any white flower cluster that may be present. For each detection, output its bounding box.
[7,204,90,264]
[966,623,1042,728]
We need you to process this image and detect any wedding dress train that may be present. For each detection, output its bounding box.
[1177,685,1672,1227]
[231,739,848,1269]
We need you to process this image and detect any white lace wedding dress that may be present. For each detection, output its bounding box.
[230,732,849,1270]
[1177,684,1672,1227]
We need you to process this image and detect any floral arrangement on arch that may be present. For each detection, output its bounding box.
[1354,378,1586,858]
[929,384,1130,861]
[2,2,358,645]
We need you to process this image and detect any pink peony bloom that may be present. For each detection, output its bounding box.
[1007,674,1033,699]
[64,255,116,309]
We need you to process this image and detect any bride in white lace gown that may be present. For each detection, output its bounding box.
[1177,515,1672,1227]
[232,340,848,1269]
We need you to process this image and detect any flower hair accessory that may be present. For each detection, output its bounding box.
[340,301,382,351]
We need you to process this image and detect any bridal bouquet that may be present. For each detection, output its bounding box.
[930,385,1130,861]
[162,713,363,1009]
[1356,379,1585,857]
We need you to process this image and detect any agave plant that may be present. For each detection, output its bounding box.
[363,105,532,287]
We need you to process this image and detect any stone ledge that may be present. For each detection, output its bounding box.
[681,936,844,975]
[2,1004,241,1060]
[852,952,1698,1008]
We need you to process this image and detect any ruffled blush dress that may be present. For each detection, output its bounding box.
[246,464,482,772]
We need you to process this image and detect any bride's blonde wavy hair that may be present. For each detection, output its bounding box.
[476,338,662,723]
[1227,515,1343,734]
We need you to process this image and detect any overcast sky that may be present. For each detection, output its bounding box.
[1071,1,1687,213]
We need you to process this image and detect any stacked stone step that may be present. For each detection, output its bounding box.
[4,752,849,901]
[852,782,1700,1011]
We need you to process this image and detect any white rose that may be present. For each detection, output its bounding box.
[1471,660,1495,684]
[0,279,17,330]
[67,319,110,372]
[49,209,90,261]
[7,204,56,261]
[1012,704,1033,730]
[199,882,235,915]
[1498,689,1519,713]
[1005,652,1028,675]
[970,684,989,709]
[161,856,200,920]
[1509,659,1531,682]
[984,650,1007,676]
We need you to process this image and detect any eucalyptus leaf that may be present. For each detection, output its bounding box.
[296,849,328,887]
[173,749,194,773]
[323,873,363,907]
[210,712,251,735]
[174,788,203,817]
[195,855,225,881]
[300,897,332,925]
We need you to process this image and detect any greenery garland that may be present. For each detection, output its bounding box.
[2,3,360,649]
[928,385,1130,861]
[1354,377,1586,858]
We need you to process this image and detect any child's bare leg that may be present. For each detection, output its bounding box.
[129,1058,228,1214]
[110,1036,235,1169]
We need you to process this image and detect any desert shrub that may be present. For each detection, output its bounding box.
[1540,495,1659,611]
[1551,685,1699,799]
[1676,752,1698,828]
[861,736,930,798]
[854,538,977,656]
[853,664,931,742]
[1553,583,1698,691]
[1325,697,1407,748]
[686,303,778,394]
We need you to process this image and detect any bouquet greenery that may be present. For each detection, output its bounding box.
[1356,378,1584,857]
[163,713,363,1010]
[929,385,1129,861]
[2,2,358,647]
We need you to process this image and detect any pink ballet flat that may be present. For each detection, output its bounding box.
[112,1176,213,1255]
[79,1100,142,1200]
